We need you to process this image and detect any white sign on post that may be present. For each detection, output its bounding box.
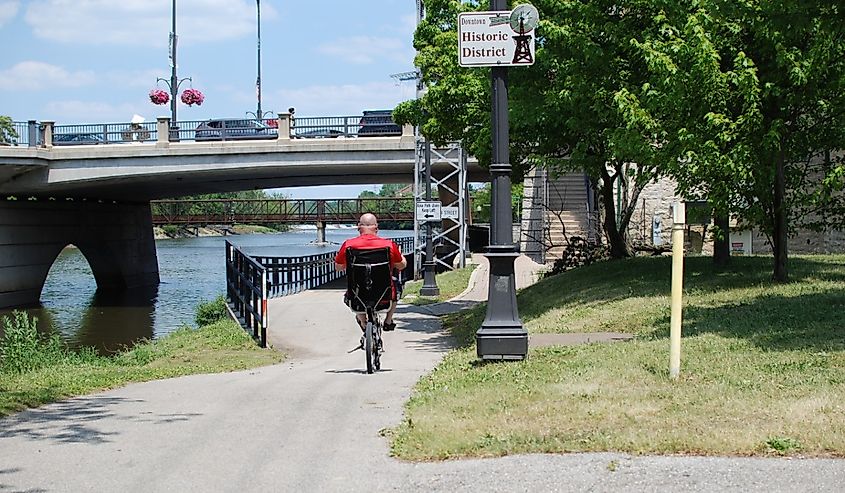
[441,206,460,220]
[458,4,538,67]
[416,201,442,222]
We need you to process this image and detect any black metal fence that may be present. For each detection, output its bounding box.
[225,240,268,347]
[225,236,413,347]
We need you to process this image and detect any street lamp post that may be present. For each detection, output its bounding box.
[256,0,263,120]
[247,0,272,121]
[475,0,528,360]
[157,0,191,139]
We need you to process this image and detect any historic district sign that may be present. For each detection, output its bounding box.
[458,4,539,67]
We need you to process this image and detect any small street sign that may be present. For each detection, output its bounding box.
[458,4,538,67]
[441,206,460,220]
[416,201,442,222]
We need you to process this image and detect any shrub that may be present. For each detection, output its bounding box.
[195,295,229,327]
[0,311,67,374]
[545,236,609,277]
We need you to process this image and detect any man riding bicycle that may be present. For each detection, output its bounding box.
[335,213,407,334]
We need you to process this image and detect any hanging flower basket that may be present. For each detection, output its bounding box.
[181,88,205,106]
[149,89,170,105]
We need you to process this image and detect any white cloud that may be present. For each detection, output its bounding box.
[0,1,20,27]
[0,61,96,90]
[272,81,413,116]
[25,0,273,47]
[317,36,414,65]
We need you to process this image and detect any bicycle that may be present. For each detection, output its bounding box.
[361,305,383,373]
[344,246,393,374]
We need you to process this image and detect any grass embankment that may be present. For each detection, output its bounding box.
[0,300,282,418]
[402,264,477,305]
[391,255,845,459]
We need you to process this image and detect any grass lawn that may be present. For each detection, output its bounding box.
[391,254,845,460]
[0,319,283,417]
[402,264,477,305]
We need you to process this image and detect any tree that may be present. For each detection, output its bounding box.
[0,116,18,145]
[623,0,845,281]
[395,1,681,258]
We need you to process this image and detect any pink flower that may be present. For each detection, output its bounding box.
[149,89,170,105]
[181,88,205,106]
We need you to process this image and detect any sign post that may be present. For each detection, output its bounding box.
[470,3,538,360]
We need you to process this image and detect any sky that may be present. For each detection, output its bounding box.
[0,0,421,198]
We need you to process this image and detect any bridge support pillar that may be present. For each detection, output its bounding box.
[315,221,327,244]
[0,199,159,309]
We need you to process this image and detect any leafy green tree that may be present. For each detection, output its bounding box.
[623,0,845,281]
[0,116,18,145]
[395,0,676,258]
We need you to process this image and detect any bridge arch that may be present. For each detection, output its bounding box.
[0,199,160,308]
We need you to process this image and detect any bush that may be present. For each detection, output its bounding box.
[0,311,67,374]
[544,236,608,277]
[195,295,229,327]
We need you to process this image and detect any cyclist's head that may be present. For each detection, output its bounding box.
[358,213,378,234]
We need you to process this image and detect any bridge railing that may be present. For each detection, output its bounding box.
[11,114,406,146]
[151,198,415,225]
[225,240,268,347]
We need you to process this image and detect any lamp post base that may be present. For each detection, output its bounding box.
[476,245,528,360]
[419,260,440,297]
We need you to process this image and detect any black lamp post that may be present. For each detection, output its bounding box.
[247,0,272,120]
[475,0,528,360]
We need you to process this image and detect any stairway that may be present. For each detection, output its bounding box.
[520,169,594,264]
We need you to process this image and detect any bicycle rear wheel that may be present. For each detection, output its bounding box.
[373,322,381,371]
[364,321,374,374]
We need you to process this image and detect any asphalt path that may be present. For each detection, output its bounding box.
[0,256,842,492]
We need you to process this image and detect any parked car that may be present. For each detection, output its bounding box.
[358,110,401,137]
[194,119,278,141]
[53,133,104,145]
[296,128,345,139]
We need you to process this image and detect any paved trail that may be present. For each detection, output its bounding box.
[1,256,842,492]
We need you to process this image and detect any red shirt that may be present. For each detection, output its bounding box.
[335,234,404,267]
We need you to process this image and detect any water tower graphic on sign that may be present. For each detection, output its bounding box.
[510,4,539,64]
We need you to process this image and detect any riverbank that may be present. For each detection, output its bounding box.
[153,224,281,239]
[0,312,283,417]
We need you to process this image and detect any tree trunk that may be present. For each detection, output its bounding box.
[599,168,631,258]
[772,149,788,282]
[713,210,730,267]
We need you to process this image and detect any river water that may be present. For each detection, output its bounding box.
[0,228,409,354]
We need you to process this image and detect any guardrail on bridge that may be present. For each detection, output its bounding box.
[152,198,414,225]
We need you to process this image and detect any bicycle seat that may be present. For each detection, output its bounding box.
[345,247,394,312]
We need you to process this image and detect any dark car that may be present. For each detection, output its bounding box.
[194,119,278,141]
[358,110,401,137]
[53,133,104,145]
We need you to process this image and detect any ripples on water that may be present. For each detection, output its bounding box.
[0,229,407,354]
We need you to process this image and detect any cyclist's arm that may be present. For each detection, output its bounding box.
[390,242,407,271]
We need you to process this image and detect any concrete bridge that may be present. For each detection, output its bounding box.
[0,114,483,308]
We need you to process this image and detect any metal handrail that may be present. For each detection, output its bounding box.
[151,198,415,225]
[225,240,268,347]
[12,113,402,146]
[224,236,413,346]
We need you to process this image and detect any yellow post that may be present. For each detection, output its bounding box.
[670,201,685,379]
